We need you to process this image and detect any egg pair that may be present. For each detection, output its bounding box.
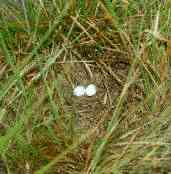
[73,84,97,97]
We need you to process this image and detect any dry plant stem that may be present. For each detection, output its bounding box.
[98,59,124,86]
[35,110,111,174]
[56,60,95,63]
[84,139,96,174]
[86,20,121,51]
[83,62,93,79]
[0,64,7,79]
[71,16,96,42]
[111,129,141,172]
[119,31,134,61]
[96,62,113,106]
[117,130,140,160]
[113,141,171,147]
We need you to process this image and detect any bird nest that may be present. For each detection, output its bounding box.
[60,53,130,135]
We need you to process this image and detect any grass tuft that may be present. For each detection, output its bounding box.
[0,0,171,173]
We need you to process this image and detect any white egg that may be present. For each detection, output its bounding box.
[73,85,86,97]
[85,84,97,96]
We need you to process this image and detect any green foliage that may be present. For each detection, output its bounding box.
[0,0,171,173]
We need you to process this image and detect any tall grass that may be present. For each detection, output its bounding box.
[0,0,171,173]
